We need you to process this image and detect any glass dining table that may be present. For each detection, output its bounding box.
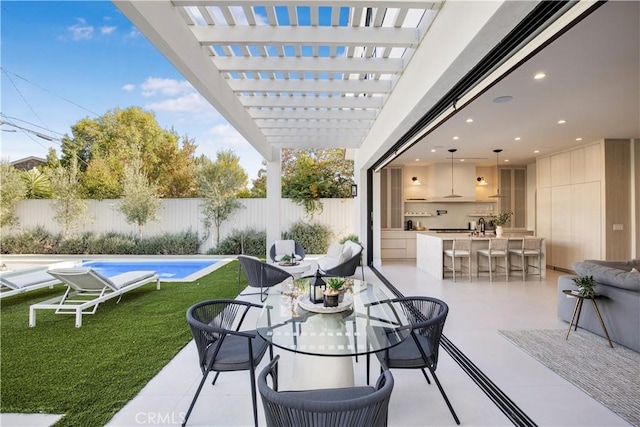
[256,277,411,389]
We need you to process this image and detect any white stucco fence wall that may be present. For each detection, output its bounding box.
[11,198,355,253]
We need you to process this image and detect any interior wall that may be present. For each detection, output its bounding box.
[527,163,537,232]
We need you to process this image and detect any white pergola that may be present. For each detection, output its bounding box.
[113,0,543,258]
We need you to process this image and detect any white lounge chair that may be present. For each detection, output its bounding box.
[0,267,61,299]
[29,268,160,328]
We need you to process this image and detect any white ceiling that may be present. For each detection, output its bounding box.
[115,1,639,169]
[392,0,640,167]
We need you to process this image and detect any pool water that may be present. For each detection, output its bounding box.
[80,260,218,280]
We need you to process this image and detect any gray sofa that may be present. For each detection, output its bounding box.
[557,259,640,352]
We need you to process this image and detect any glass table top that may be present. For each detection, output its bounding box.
[256,278,411,357]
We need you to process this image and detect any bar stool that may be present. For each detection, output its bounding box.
[477,238,509,282]
[508,237,543,280]
[443,239,472,282]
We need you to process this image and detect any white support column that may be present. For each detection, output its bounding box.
[266,148,282,256]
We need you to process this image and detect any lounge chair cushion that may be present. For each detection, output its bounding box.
[48,268,157,291]
[0,269,57,289]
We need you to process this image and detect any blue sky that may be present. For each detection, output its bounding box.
[1,1,264,179]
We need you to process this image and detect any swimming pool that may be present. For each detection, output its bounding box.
[80,259,221,281]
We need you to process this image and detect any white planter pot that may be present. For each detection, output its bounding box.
[495,225,504,237]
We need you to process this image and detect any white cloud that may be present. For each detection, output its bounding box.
[126,27,142,39]
[101,26,116,35]
[68,18,94,40]
[141,77,194,97]
[121,83,135,92]
[146,92,210,113]
[207,123,248,146]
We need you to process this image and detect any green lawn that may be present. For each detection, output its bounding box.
[0,260,247,426]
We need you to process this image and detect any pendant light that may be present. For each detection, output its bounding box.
[489,149,506,198]
[444,148,462,198]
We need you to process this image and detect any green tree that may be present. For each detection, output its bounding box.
[20,168,53,199]
[0,161,26,228]
[248,166,267,198]
[48,157,88,239]
[281,148,354,216]
[197,150,247,245]
[119,153,161,239]
[61,107,197,199]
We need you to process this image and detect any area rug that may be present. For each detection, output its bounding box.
[498,329,640,426]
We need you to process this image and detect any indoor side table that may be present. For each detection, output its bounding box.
[562,289,613,348]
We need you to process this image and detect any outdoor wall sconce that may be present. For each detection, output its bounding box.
[350,184,358,197]
[411,176,422,185]
[476,176,488,186]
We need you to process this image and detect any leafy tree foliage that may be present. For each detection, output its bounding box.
[281,148,354,216]
[20,168,53,199]
[119,153,161,239]
[48,157,88,239]
[197,150,247,245]
[0,161,26,228]
[248,166,267,198]
[60,107,197,199]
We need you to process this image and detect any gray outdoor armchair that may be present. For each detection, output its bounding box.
[238,255,293,302]
[258,354,394,427]
[269,239,306,263]
[372,296,460,425]
[184,299,273,427]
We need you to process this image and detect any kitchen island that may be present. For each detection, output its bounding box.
[416,232,545,279]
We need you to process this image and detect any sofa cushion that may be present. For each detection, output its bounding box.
[572,261,640,291]
[582,259,640,271]
[342,240,362,257]
[326,243,343,258]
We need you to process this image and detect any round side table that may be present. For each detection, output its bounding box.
[562,289,613,348]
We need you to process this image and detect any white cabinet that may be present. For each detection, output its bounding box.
[550,151,571,186]
[381,231,417,259]
[537,156,551,188]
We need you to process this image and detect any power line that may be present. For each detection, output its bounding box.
[0,114,66,137]
[1,67,100,117]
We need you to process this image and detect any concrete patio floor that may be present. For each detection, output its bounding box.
[1,259,632,426]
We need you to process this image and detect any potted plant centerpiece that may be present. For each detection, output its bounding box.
[279,254,296,266]
[491,211,513,237]
[572,275,596,298]
[324,277,345,307]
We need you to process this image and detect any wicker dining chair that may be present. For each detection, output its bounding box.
[184,299,273,427]
[259,355,394,427]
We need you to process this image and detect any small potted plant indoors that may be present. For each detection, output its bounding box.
[491,211,513,237]
[324,277,345,307]
[572,275,596,298]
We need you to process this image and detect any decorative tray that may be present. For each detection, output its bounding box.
[297,293,353,314]
[278,261,299,266]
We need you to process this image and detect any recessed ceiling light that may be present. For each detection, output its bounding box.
[557,119,567,124]
[534,72,546,80]
[504,159,510,163]
[415,158,420,162]
[576,137,583,141]
[534,150,540,153]
[466,118,473,123]
[430,149,436,153]
[453,136,459,140]
[493,95,513,104]
[514,137,521,141]
[460,159,465,162]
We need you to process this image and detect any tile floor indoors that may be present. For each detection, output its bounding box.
[2,260,632,427]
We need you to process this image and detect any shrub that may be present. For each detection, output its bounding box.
[58,232,93,254]
[208,228,266,256]
[86,232,137,255]
[283,221,333,254]
[339,234,360,244]
[0,226,61,254]
[135,230,201,255]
